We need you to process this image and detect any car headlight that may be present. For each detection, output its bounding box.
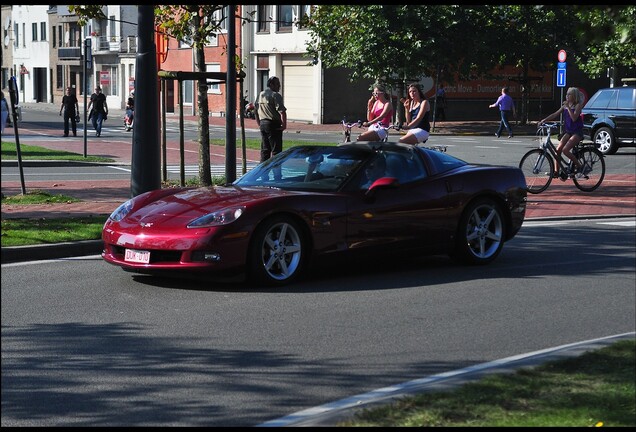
[109,199,134,222]
[187,207,245,228]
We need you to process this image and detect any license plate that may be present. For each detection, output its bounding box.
[125,248,150,264]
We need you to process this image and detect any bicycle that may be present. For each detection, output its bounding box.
[519,122,605,194]
[341,119,363,143]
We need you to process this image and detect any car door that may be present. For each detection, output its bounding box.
[614,87,636,141]
[345,150,452,254]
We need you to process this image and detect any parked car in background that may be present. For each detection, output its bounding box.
[102,142,527,286]
[582,84,636,155]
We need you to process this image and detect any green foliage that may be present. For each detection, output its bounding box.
[1,190,81,205]
[68,5,107,26]
[1,142,114,162]
[571,6,636,78]
[341,340,635,427]
[1,217,106,247]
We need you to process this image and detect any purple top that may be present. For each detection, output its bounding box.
[564,110,584,134]
[495,93,514,112]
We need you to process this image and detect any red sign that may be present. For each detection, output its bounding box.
[558,50,567,63]
[100,71,110,85]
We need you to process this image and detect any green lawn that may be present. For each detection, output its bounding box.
[340,339,635,427]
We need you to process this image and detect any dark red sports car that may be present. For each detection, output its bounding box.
[102,142,527,286]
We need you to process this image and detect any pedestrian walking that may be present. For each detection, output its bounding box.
[489,86,516,138]
[87,85,108,137]
[59,86,79,137]
[254,76,287,163]
[435,84,446,121]
[0,91,8,135]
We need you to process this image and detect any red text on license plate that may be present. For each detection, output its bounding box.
[125,248,150,264]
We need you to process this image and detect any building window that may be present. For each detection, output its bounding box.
[23,23,26,47]
[257,5,270,33]
[56,65,63,89]
[98,65,118,97]
[40,22,46,41]
[58,25,62,47]
[109,15,116,41]
[217,5,229,31]
[52,25,56,47]
[14,23,18,48]
[206,64,221,94]
[277,5,293,32]
[298,5,311,29]
[32,23,37,41]
[183,80,193,105]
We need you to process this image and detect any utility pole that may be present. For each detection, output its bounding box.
[225,5,237,183]
[130,5,160,197]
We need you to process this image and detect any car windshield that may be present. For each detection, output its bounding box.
[234,146,368,191]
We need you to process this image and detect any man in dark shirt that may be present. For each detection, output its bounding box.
[87,85,109,137]
[59,86,79,137]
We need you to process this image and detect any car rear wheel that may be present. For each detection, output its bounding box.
[452,198,505,265]
[594,126,618,155]
[248,216,306,286]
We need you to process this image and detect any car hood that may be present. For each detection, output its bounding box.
[128,186,297,227]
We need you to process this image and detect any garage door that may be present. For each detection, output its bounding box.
[283,64,314,122]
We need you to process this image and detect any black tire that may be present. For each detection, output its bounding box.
[452,198,505,265]
[593,126,617,155]
[519,149,553,194]
[572,147,606,192]
[248,215,306,286]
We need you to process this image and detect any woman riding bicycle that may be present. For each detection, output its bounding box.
[399,83,431,145]
[357,84,394,142]
[539,87,586,175]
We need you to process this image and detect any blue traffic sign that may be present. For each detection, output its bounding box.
[557,61,566,69]
[557,68,566,87]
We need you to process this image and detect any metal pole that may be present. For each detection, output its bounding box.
[225,5,237,183]
[8,77,26,195]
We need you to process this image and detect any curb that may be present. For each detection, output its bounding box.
[259,332,636,427]
[1,240,103,264]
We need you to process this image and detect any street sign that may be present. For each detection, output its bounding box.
[558,61,566,69]
[558,49,567,63]
[557,68,566,87]
[84,38,92,70]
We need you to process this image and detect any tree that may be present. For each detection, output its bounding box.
[71,5,233,187]
[154,5,229,186]
[304,5,584,124]
[572,6,636,81]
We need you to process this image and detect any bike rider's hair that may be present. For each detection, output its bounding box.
[566,87,585,105]
[267,76,280,88]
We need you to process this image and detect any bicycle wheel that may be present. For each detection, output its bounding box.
[519,149,553,194]
[573,147,605,192]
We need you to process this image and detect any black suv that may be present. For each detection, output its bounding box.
[582,85,636,155]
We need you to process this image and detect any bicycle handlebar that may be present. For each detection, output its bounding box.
[342,119,363,128]
[537,121,561,130]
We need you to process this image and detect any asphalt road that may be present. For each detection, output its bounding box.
[2,218,634,427]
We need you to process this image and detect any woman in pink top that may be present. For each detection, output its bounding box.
[358,84,394,142]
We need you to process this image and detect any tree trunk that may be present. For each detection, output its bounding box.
[194,14,212,186]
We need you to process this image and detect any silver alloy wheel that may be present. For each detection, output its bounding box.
[594,127,615,155]
[260,221,302,282]
[465,202,503,260]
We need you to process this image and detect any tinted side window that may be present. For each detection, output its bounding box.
[617,88,636,110]
[587,90,615,109]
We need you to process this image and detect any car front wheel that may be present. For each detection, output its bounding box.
[594,126,617,155]
[452,198,505,265]
[248,216,306,286]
